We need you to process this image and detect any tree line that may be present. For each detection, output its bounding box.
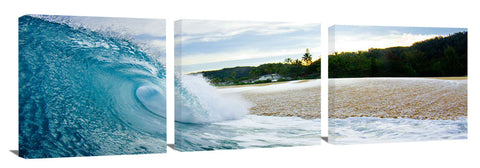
[329,31,467,78]
[197,49,321,85]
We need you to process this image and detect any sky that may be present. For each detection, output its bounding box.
[175,20,322,73]
[329,25,467,54]
[32,15,166,63]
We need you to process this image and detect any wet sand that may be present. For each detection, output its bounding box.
[329,77,467,120]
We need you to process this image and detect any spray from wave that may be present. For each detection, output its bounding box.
[19,15,166,158]
[175,75,252,124]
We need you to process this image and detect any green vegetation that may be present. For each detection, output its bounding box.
[329,31,467,78]
[196,49,321,86]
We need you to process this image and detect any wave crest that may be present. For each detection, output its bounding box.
[175,75,252,124]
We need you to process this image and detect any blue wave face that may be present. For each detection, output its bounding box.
[18,15,166,158]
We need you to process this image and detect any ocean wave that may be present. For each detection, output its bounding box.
[175,75,252,124]
[19,15,166,158]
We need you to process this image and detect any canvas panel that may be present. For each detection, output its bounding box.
[174,19,322,151]
[18,15,167,158]
[328,25,467,144]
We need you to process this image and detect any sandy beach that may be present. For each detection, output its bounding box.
[329,77,467,120]
[221,80,321,119]
[244,87,321,119]
[222,77,467,120]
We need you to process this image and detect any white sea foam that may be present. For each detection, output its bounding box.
[214,115,321,147]
[330,117,467,144]
[175,75,252,123]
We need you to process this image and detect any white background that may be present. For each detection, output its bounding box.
[1,0,478,167]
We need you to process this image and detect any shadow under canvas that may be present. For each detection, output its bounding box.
[321,136,328,143]
[10,150,19,156]
[167,144,175,150]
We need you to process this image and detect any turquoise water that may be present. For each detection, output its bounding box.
[19,16,166,158]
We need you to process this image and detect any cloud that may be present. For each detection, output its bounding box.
[175,20,321,45]
[331,32,441,54]
[33,15,166,37]
[174,20,321,71]
[178,47,321,66]
[329,25,467,54]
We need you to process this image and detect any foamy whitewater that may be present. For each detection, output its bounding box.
[175,75,252,123]
[175,75,321,151]
[329,117,467,144]
[19,16,166,158]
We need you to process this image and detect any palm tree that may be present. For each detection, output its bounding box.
[293,59,303,65]
[284,58,293,64]
[302,48,312,65]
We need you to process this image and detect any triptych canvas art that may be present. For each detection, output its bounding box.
[18,15,467,158]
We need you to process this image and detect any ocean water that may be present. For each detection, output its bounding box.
[175,115,322,151]
[330,117,467,144]
[175,75,321,151]
[19,16,166,158]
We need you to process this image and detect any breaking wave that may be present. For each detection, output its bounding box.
[19,15,166,158]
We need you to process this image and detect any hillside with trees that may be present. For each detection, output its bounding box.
[194,49,321,86]
[329,31,467,78]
